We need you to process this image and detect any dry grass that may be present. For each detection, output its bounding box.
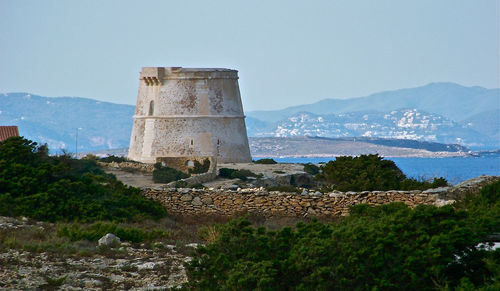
[0,212,341,259]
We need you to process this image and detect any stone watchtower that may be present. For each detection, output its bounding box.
[128,67,252,164]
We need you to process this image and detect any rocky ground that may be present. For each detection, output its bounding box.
[0,216,192,290]
[104,162,309,190]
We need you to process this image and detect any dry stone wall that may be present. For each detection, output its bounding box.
[143,176,498,218]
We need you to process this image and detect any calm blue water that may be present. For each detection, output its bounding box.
[259,157,500,185]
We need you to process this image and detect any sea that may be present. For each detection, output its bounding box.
[259,156,500,185]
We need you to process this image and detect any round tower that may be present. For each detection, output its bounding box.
[128,67,252,164]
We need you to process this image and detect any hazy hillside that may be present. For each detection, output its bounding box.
[1,82,498,152]
[461,109,500,142]
[247,83,500,123]
[247,109,494,148]
[0,93,135,152]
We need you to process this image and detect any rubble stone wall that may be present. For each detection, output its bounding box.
[142,176,498,218]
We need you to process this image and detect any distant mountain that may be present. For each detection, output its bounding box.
[247,83,500,123]
[0,93,135,152]
[461,109,500,143]
[247,109,494,148]
[1,82,498,153]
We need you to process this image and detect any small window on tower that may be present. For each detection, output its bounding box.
[148,100,154,116]
[190,139,194,145]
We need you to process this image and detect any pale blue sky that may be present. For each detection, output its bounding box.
[0,0,498,111]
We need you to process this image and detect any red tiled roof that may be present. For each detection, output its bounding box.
[0,126,20,142]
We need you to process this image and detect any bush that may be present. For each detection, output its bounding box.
[219,168,237,178]
[174,180,188,188]
[219,168,262,181]
[184,193,500,290]
[317,154,448,191]
[188,158,211,174]
[303,163,320,175]
[254,158,277,164]
[237,169,262,178]
[99,155,130,163]
[0,136,167,222]
[153,163,190,183]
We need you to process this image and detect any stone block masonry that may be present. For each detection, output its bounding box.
[142,176,498,218]
[128,67,252,164]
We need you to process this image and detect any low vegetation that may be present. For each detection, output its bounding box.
[218,168,263,181]
[152,163,190,183]
[0,137,167,222]
[58,222,167,243]
[188,158,211,174]
[303,162,320,175]
[254,158,277,164]
[184,180,500,290]
[98,155,133,163]
[316,154,448,191]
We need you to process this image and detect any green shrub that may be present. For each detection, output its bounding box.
[174,180,188,188]
[184,192,500,290]
[82,154,99,161]
[230,170,248,181]
[188,158,211,174]
[0,136,167,222]
[254,158,277,164]
[219,168,262,181]
[431,177,448,188]
[219,168,237,178]
[317,154,448,191]
[58,222,167,243]
[99,155,130,163]
[303,163,320,175]
[237,169,262,178]
[153,163,190,183]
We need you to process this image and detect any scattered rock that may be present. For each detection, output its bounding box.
[226,184,239,190]
[422,187,450,194]
[185,243,199,249]
[136,262,159,270]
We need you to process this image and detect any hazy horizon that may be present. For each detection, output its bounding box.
[2,81,498,112]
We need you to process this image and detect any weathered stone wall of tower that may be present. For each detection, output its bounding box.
[128,67,252,164]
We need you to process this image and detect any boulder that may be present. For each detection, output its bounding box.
[98,233,121,247]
